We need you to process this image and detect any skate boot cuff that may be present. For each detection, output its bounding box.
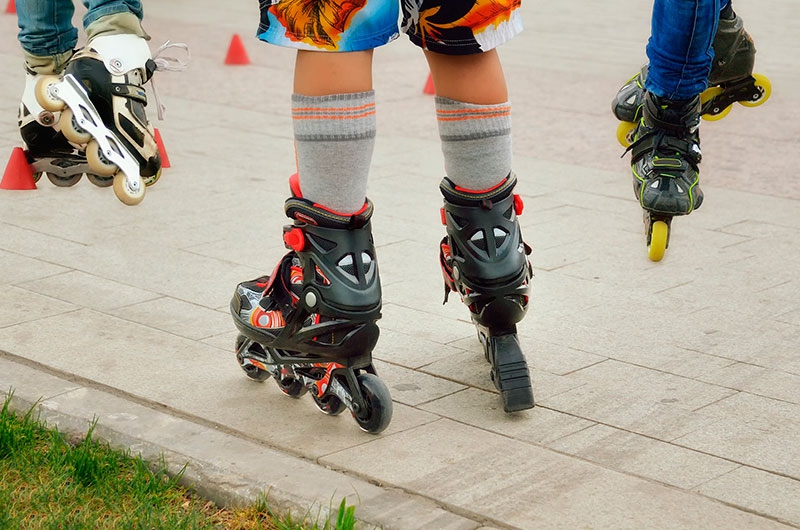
[643,94,701,135]
[439,172,518,207]
[284,197,374,230]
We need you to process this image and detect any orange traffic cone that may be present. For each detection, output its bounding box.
[423,73,435,95]
[1,147,36,190]
[225,34,250,65]
[5,0,15,14]
[154,128,170,169]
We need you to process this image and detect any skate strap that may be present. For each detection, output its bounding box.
[628,130,702,167]
[149,41,191,120]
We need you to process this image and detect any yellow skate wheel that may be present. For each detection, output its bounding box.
[113,172,145,206]
[700,86,731,121]
[616,121,637,148]
[34,76,66,112]
[60,108,92,144]
[143,167,162,187]
[740,73,772,107]
[700,86,733,121]
[648,220,669,262]
[86,140,118,177]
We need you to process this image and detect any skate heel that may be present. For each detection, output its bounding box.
[481,331,534,412]
[440,174,535,412]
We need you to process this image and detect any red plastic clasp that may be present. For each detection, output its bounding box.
[283,227,305,251]
[440,207,447,226]
[513,194,524,215]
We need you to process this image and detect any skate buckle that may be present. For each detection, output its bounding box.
[283,227,305,251]
[513,194,524,215]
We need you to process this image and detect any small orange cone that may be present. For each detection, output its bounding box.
[154,128,170,169]
[225,34,250,65]
[1,147,36,190]
[5,0,15,14]
[423,72,435,95]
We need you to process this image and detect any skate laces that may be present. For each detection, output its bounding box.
[149,41,191,120]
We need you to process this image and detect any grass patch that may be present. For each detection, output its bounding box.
[0,392,358,530]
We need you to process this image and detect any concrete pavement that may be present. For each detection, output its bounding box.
[1,1,799,528]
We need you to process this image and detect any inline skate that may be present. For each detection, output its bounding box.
[613,11,771,148]
[439,174,534,412]
[231,178,392,434]
[31,34,165,205]
[628,92,703,261]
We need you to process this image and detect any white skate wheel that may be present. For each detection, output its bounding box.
[113,172,145,206]
[34,76,67,112]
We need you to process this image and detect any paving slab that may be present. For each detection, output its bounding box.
[1,0,799,528]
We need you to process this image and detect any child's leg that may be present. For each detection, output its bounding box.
[404,0,535,411]
[425,49,512,191]
[16,0,78,73]
[292,50,375,213]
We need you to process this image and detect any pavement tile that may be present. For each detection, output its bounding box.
[0,0,798,527]
[547,423,739,490]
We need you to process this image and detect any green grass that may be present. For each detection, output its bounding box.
[0,392,358,530]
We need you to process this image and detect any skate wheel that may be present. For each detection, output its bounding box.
[648,220,669,262]
[34,75,66,112]
[143,167,162,187]
[353,373,393,434]
[275,374,308,398]
[46,172,82,187]
[616,121,637,148]
[32,172,43,183]
[113,172,145,206]
[700,87,731,121]
[60,108,92,144]
[740,74,772,108]
[312,390,347,416]
[86,140,118,177]
[86,173,114,187]
[235,335,271,382]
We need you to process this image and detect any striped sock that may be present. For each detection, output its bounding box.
[292,91,376,213]
[435,96,513,190]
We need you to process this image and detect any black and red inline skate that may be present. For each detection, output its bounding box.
[439,173,535,412]
[231,179,392,434]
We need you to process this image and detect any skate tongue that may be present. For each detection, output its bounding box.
[150,41,191,120]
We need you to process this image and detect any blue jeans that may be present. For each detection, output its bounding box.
[16,0,143,57]
[645,0,729,100]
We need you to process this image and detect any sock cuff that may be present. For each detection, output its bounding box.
[292,91,376,141]
[435,96,511,141]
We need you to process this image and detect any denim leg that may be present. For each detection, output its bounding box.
[646,0,720,100]
[16,0,78,57]
[82,0,143,30]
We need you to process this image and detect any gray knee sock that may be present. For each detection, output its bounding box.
[435,96,512,190]
[292,91,376,213]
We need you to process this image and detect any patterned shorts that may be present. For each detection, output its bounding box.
[257,0,523,55]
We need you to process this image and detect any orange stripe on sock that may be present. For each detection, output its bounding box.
[292,110,377,121]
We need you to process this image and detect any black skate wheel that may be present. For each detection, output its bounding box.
[87,173,114,187]
[46,172,82,187]
[235,335,271,382]
[353,373,393,434]
[312,389,347,416]
[275,374,308,398]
